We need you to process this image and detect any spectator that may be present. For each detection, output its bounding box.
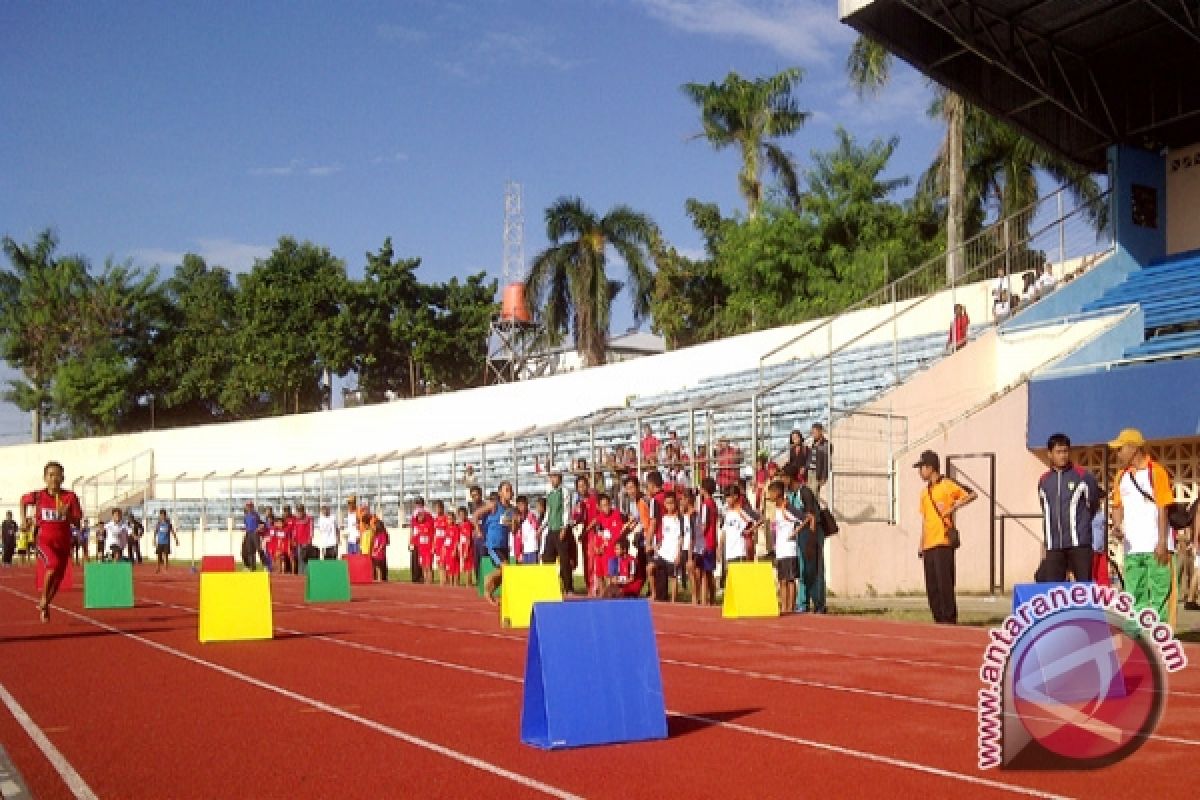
[991,265,1011,305]
[432,499,452,583]
[640,424,661,466]
[1091,490,1111,586]
[644,470,668,599]
[293,504,314,575]
[603,538,643,598]
[344,497,361,555]
[270,510,290,574]
[410,498,435,584]
[315,504,339,560]
[357,501,375,560]
[152,510,178,573]
[455,507,474,586]
[1177,511,1195,611]
[281,505,297,574]
[127,513,144,564]
[1035,433,1099,582]
[17,516,35,566]
[655,492,685,602]
[716,439,740,492]
[515,495,541,565]
[370,518,390,581]
[79,518,91,564]
[1174,502,1200,611]
[693,478,719,605]
[542,467,568,565]
[242,502,263,570]
[718,483,757,583]
[1,511,16,567]
[807,423,832,499]
[621,475,652,594]
[467,485,486,585]
[592,494,623,595]
[767,480,809,615]
[947,304,970,353]
[572,475,599,592]
[915,449,977,625]
[993,289,1014,323]
[1033,263,1058,298]
[1110,428,1175,626]
[789,471,823,613]
[783,430,809,486]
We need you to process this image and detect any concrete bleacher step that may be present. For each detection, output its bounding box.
[1125,329,1200,358]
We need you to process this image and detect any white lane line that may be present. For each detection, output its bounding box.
[133,597,1079,798]
[0,587,581,800]
[0,683,98,800]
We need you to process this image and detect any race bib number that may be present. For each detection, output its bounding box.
[40,508,63,522]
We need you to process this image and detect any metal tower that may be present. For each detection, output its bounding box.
[487,180,542,383]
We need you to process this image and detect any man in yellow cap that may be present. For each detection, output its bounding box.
[1109,428,1176,626]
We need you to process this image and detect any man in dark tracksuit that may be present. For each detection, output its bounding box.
[1037,433,1100,582]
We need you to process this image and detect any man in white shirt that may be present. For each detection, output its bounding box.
[344,499,361,555]
[656,493,685,602]
[1110,428,1175,626]
[315,505,339,560]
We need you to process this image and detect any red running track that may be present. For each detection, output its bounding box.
[0,566,1196,799]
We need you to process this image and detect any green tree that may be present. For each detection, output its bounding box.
[847,38,967,282]
[342,238,425,401]
[525,198,656,367]
[0,230,79,440]
[224,237,350,416]
[682,68,810,217]
[411,273,497,392]
[146,254,238,425]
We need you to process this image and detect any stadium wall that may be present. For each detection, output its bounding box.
[829,385,1045,596]
[1167,140,1200,255]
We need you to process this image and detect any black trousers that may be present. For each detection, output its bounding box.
[242,533,260,570]
[322,546,337,560]
[922,545,958,624]
[1036,546,1093,582]
[374,556,388,581]
[409,548,422,583]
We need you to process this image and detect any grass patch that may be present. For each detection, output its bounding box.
[831,605,1008,627]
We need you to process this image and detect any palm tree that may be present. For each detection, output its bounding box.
[525,198,656,368]
[847,37,967,283]
[682,68,810,217]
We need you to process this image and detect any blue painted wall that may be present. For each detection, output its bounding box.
[1028,358,1200,447]
[1109,144,1166,267]
[1013,249,1136,326]
[1040,307,1145,372]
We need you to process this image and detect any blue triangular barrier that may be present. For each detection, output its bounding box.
[521,599,667,749]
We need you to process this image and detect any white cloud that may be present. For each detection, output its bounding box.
[306,163,343,176]
[477,31,578,71]
[375,23,429,45]
[371,151,409,165]
[248,159,342,177]
[637,0,852,63]
[130,238,272,273]
[833,64,936,129]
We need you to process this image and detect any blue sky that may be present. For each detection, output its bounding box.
[0,0,942,442]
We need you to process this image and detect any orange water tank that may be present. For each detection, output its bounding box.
[500,282,532,322]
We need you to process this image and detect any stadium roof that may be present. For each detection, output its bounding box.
[840,0,1200,170]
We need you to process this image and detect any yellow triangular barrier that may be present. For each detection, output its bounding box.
[199,571,274,642]
[722,562,779,618]
[501,564,563,629]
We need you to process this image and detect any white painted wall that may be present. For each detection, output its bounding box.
[1167,141,1200,255]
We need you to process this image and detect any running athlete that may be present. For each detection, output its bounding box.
[22,461,83,622]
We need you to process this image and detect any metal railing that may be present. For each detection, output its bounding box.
[757,184,1112,388]
[74,449,155,518]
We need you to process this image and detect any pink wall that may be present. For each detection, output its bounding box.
[829,384,1050,596]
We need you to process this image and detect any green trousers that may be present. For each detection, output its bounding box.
[1124,552,1175,625]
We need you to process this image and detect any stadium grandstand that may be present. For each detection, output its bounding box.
[3,0,1199,600]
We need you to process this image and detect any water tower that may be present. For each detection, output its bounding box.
[487,181,542,383]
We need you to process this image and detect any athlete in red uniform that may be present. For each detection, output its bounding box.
[22,461,83,622]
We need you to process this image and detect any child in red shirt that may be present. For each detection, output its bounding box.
[432,500,451,585]
[603,538,643,598]
[371,518,390,581]
[409,498,435,584]
[456,508,474,587]
[590,494,623,597]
